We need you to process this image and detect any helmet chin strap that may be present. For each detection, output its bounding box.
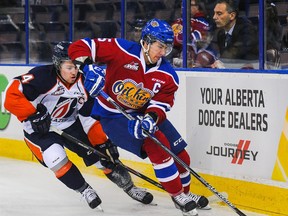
[56,68,69,84]
[55,61,79,85]
[140,39,153,64]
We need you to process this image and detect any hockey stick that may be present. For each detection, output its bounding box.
[208,192,228,204]
[99,90,247,216]
[50,126,164,190]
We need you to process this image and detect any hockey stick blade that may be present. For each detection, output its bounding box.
[50,126,164,191]
[99,90,247,216]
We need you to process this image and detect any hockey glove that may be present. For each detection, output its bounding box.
[81,64,105,97]
[96,140,120,169]
[128,114,157,139]
[27,103,51,135]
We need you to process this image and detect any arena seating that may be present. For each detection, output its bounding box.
[0,0,287,69]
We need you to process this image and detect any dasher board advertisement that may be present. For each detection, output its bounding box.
[186,73,288,180]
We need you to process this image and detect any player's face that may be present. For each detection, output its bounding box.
[146,41,171,64]
[59,61,79,84]
[213,3,236,30]
[133,27,142,42]
[191,0,198,16]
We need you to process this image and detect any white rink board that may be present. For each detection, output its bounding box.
[182,73,288,179]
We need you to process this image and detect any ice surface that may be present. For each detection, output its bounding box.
[0,157,266,216]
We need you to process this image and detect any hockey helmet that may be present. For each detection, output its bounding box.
[141,18,174,56]
[52,41,72,70]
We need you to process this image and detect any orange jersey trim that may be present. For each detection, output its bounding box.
[24,137,43,162]
[5,80,36,121]
[87,121,108,146]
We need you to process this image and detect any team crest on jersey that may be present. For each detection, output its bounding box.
[112,79,154,109]
[51,97,77,119]
[124,62,139,71]
[52,86,65,96]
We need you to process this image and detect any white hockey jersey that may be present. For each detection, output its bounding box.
[4,64,92,134]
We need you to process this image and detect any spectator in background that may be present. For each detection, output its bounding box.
[0,0,18,7]
[171,0,210,58]
[281,10,288,52]
[170,0,224,68]
[174,1,208,41]
[266,1,282,69]
[129,19,146,42]
[212,0,258,61]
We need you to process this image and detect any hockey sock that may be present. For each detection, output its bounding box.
[153,157,183,195]
[57,163,86,190]
[175,150,191,194]
[143,130,183,195]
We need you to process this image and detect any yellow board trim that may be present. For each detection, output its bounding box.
[1,138,287,216]
[272,108,288,182]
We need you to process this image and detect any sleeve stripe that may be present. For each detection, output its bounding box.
[81,38,97,62]
[148,99,171,112]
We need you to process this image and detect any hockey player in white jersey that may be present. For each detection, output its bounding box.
[4,41,153,210]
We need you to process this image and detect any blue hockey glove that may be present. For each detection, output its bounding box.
[27,103,51,135]
[128,114,157,139]
[82,64,105,97]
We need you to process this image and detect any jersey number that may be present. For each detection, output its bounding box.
[21,74,34,84]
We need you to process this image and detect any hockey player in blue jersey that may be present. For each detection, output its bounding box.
[4,41,153,210]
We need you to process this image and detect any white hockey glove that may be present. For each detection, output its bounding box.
[128,113,157,139]
[81,64,105,98]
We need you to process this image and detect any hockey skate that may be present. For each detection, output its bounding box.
[105,164,153,204]
[187,192,211,210]
[81,185,102,209]
[181,209,199,216]
[124,184,154,204]
[172,192,198,215]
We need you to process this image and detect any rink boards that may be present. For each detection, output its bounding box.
[1,67,288,215]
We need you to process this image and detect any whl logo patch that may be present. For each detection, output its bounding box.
[124,62,139,71]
